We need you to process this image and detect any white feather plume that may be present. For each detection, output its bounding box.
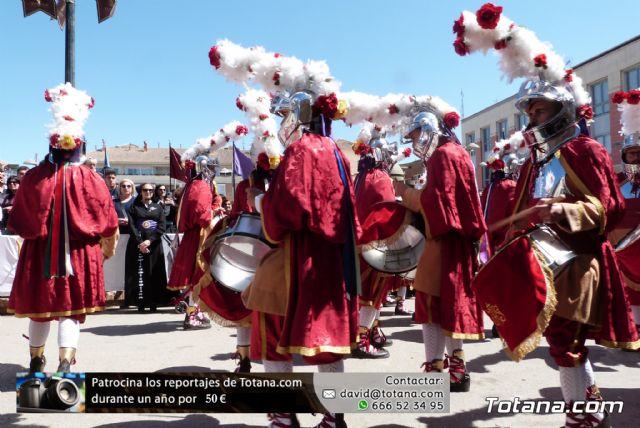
[181,120,247,161]
[46,83,94,141]
[619,90,640,136]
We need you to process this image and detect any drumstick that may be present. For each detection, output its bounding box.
[488,196,565,233]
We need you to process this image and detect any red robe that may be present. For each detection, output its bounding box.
[231,179,254,217]
[611,172,640,307]
[354,167,396,308]
[8,162,118,321]
[412,142,486,339]
[513,136,639,349]
[167,179,212,291]
[480,177,517,252]
[261,133,360,357]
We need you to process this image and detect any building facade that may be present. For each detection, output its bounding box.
[462,35,640,190]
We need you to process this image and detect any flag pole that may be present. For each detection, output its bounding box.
[169,140,173,192]
[232,141,236,201]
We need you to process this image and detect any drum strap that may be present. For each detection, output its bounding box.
[332,140,361,300]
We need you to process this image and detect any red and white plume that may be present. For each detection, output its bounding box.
[181,121,249,161]
[453,3,591,117]
[481,131,526,170]
[612,89,640,136]
[209,39,340,96]
[235,88,282,166]
[44,83,95,150]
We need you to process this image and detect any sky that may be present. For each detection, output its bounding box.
[1,0,638,165]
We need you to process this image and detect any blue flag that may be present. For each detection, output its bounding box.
[232,145,254,180]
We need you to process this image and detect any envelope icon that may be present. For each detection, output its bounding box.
[322,389,336,399]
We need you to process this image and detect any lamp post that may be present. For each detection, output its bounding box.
[22,0,117,86]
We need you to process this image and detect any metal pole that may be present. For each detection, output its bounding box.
[65,0,75,86]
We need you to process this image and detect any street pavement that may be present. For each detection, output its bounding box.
[1,299,638,428]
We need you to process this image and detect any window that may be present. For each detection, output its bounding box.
[515,113,528,130]
[125,168,140,175]
[217,184,226,196]
[496,119,508,140]
[624,66,640,91]
[139,168,154,175]
[596,135,611,152]
[483,165,491,187]
[590,80,609,116]
[481,127,491,153]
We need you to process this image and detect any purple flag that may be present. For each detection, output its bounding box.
[233,145,254,180]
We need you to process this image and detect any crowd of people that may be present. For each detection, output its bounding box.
[5,4,640,428]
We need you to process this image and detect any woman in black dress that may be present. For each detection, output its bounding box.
[124,183,176,311]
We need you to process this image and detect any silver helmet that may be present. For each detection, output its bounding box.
[516,79,576,150]
[369,133,398,170]
[621,135,640,182]
[194,154,217,182]
[404,111,442,161]
[272,91,314,147]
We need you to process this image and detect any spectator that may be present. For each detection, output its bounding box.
[1,176,20,234]
[103,168,119,199]
[114,178,136,234]
[0,168,6,205]
[154,185,176,232]
[83,158,98,171]
[124,183,176,312]
[221,197,232,215]
[17,166,29,180]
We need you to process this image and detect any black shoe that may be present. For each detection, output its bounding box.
[29,356,46,373]
[234,357,252,373]
[137,305,145,313]
[149,304,158,312]
[351,346,390,359]
[450,373,470,393]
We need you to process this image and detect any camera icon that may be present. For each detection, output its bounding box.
[322,389,336,399]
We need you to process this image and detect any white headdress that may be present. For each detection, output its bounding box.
[235,88,282,168]
[45,83,95,151]
[181,121,248,162]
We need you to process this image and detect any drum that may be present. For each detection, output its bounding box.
[360,201,425,274]
[472,224,575,361]
[209,212,274,293]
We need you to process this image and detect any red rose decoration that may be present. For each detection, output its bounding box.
[388,104,399,115]
[402,148,412,157]
[262,131,270,137]
[443,111,460,129]
[453,14,465,36]
[236,97,246,111]
[185,160,195,170]
[272,71,281,85]
[627,90,640,105]
[44,89,52,102]
[533,54,547,68]
[312,93,339,119]
[59,89,68,96]
[63,115,75,121]
[503,143,511,151]
[494,39,507,50]
[576,104,593,120]
[476,3,503,30]
[274,53,282,58]
[208,45,221,69]
[453,37,469,56]
[564,69,573,83]
[259,114,268,121]
[488,159,506,171]
[493,146,500,152]
[49,134,59,147]
[354,144,372,156]
[235,125,248,136]
[257,152,270,171]
[611,91,627,104]
[88,97,95,109]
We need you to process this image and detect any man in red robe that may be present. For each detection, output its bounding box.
[167,164,215,330]
[8,84,118,372]
[508,89,639,427]
[351,132,397,359]
[394,110,486,393]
